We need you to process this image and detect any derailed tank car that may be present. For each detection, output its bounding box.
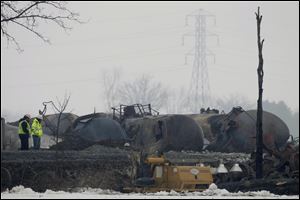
[189,107,290,153]
[113,104,204,153]
[51,113,128,150]
[123,114,204,154]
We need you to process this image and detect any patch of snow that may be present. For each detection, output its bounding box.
[9,186,35,194]
[1,184,299,199]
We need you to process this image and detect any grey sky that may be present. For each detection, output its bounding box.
[1,1,299,120]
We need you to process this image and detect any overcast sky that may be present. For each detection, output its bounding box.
[1,1,299,120]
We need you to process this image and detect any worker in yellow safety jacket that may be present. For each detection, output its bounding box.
[18,114,31,150]
[31,115,43,150]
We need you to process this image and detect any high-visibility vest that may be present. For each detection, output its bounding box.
[31,118,43,137]
[18,120,31,135]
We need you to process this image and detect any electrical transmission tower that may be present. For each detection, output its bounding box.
[182,9,218,113]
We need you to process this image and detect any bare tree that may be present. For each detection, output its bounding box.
[1,1,81,51]
[118,75,169,110]
[40,93,71,145]
[101,68,121,112]
[255,6,265,179]
[164,87,190,114]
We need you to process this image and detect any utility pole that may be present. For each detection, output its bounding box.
[183,9,218,113]
[255,6,264,179]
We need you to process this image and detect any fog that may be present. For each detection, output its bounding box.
[1,1,299,122]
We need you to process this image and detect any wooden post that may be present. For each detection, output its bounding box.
[255,6,265,179]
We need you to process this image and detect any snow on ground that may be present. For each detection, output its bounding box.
[1,184,299,199]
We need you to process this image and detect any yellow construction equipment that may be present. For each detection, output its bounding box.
[124,155,213,193]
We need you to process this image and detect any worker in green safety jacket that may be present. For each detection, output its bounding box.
[31,115,43,150]
[18,114,31,150]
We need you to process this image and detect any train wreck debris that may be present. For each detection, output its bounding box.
[0,104,298,195]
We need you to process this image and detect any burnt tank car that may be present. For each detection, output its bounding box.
[123,114,204,154]
[189,107,290,153]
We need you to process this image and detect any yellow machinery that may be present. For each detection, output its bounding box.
[125,155,213,193]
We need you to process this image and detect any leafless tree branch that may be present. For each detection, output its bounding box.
[118,75,169,110]
[40,93,71,144]
[101,68,122,112]
[1,1,82,52]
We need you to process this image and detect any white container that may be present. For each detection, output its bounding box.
[230,163,243,173]
[217,163,228,174]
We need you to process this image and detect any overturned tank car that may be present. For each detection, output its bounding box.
[189,107,290,153]
[51,113,128,150]
[123,114,204,154]
[113,104,204,153]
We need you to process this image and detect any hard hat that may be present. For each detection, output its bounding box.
[24,114,31,119]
